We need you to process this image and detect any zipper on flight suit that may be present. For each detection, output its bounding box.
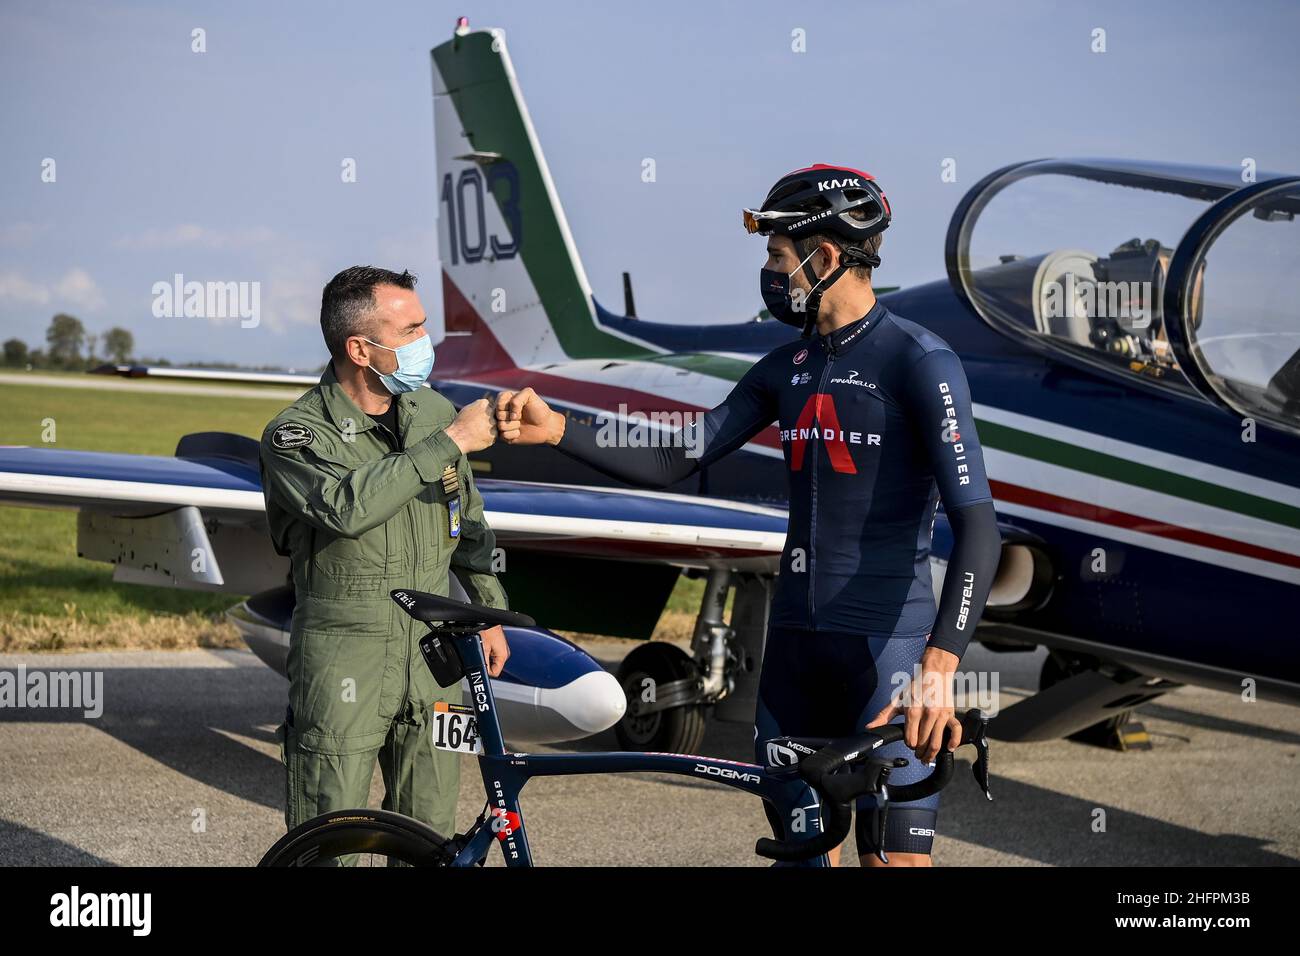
[401,496,415,716]
[375,406,415,718]
[395,404,415,717]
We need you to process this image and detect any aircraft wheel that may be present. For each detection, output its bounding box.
[615,642,706,754]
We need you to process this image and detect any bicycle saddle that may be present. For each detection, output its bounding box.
[390,589,536,630]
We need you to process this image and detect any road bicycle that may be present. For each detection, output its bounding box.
[259,590,992,867]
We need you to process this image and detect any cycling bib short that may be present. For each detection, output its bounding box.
[756,626,940,857]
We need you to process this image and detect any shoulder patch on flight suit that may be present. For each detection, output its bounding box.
[272,421,315,450]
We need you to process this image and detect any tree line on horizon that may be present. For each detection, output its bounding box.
[2,313,315,373]
[4,313,135,370]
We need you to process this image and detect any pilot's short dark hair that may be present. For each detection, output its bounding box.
[320,266,418,361]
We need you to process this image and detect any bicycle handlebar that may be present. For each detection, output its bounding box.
[755,709,992,864]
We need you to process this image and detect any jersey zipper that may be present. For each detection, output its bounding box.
[808,350,835,629]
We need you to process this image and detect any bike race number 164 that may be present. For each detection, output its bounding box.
[432,701,483,755]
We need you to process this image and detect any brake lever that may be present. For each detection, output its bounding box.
[849,754,911,864]
[874,790,889,864]
[962,710,993,801]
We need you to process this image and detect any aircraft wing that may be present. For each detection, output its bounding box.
[91,363,321,388]
[0,444,793,584]
[471,478,787,567]
[0,441,1048,642]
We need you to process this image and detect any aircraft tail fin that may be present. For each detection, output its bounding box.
[432,25,648,374]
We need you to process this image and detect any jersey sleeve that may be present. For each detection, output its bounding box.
[902,349,1001,660]
[556,353,778,488]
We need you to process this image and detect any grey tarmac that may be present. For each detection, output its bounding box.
[1,642,1296,867]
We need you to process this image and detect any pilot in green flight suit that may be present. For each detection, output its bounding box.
[259,266,509,845]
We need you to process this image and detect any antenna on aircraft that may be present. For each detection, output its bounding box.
[623,272,637,319]
[455,16,470,36]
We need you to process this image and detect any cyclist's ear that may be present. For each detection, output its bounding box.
[816,240,841,279]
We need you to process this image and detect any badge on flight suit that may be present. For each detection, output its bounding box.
[441,465,461,538]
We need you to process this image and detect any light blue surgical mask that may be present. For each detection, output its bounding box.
[363,334,434,394]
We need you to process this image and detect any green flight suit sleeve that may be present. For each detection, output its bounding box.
[260,418,463,539]
[450,463,509,610]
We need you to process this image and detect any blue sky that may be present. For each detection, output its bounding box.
[2,0,1298,369]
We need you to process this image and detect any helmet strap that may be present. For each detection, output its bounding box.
[798,248,851,338]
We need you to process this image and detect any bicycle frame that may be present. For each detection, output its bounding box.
[444,630,831,867]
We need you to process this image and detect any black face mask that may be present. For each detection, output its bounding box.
[759,247,816,332]
[759,247,849,338]
[759,267,802,327]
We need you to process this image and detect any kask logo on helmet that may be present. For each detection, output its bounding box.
[817,177,862,191]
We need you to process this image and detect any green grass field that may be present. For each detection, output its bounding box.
[0,376,706,650]
[0,372,301,453]
[0,379,296,648]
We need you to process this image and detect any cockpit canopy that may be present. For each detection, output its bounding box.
[947,159,1300,437]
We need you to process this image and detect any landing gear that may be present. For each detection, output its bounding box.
[615,641,707,753]
[613,568,773,753]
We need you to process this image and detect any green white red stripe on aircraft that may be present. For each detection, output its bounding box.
[977,416,1300,530]
[644,352,757,379]
[974,405,1300,527]
[482,354,1300,577]
[974,404,1300,585]
[449,344,1300,579]
[554,352,1300,584]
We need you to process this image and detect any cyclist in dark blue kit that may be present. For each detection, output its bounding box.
[497,166,1002,866]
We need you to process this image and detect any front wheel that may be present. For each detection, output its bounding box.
[259,809,457,867]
